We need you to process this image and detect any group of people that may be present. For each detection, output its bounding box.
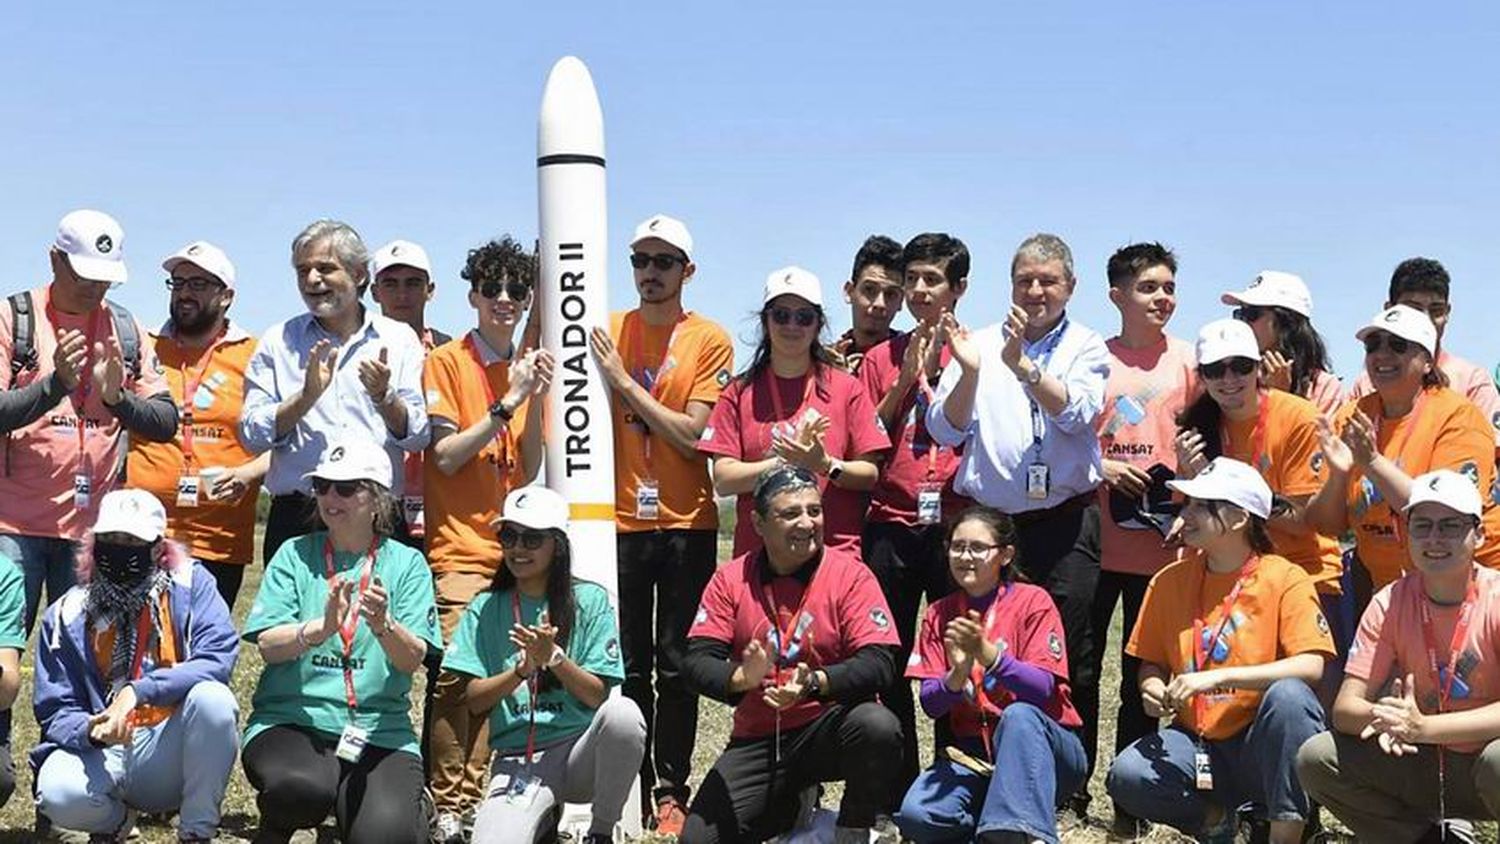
[0,208,1496,844]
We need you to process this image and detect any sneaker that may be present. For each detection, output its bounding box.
[433,811,466,844]
[653,796,688,836]
[1196,812,1238,844]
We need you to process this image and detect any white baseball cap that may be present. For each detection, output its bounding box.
[305,438,393,489]
[497,486,569,532]
[371,239,432,277]
[55,209,127,284]
[162,241,237,290]
[1167,457,1273,519]
[763,265,822,307]
[1404,469,1484,519]
[1355,304,1438,358]
[631,214,693,260]
[1221,270,1312,318]
[1196,318,1262,366]
[93,489,167,542]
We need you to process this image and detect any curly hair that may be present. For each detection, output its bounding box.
[461,235,537,292]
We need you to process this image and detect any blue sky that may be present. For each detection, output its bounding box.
[3,3,1498,383]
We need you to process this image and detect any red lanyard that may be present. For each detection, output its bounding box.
[965,586,1009,760]
[1419,573,1478,715]
[176,328,227,468]
[125,600,156,681]
[46,302,106,476]
[322,537,378,711]
[1190,555,1260,734]
[463,335,514,474]
[757,559,821,685]
[1220,390,1271,472]
[628,311,688,464]
[511,591,542,766]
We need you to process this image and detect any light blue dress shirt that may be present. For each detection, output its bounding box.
[240,307,431,496]
[926,315,1110,514]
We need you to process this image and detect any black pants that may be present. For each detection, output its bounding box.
[1085,568,1153,787]
[618,529,718,806]
[200,561,246,613]
[860,519,954,799]
[1013,497,1101,800]
[680,702,902,843]
[243,724,427,844]
[264,492,417,566]
[0,738,12,811]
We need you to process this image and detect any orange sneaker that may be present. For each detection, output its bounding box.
[653,796,688,836]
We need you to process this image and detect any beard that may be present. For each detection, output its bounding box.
[171,300,224,336]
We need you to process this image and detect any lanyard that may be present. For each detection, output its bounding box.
[1419,571,1478,809]
[46,303,107,477]
[176,327,228,467]
[913,340,945,480]
[1022,321,1067,461]
[1220,390,1271,472]
[511,591,542,766]
[765,370,816,446]
[322,538,378,711]
[628,310,689,464]
[463,335,515,475]
[757,558,821,685]
[1190,555,1260,735]
[964,586,1010,760]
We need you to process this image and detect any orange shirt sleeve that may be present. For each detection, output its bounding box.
[1126,569,1177,668]
[1427,401,1493,481]
[423,348,463,430]
[688,325,734,408]
[1274,399,1324,498]
[1275,565,1337,658]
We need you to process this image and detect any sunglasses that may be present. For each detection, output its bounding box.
[165,277,225,294]
[312,478,361,497]
[769,306,819,328]
[498,526,549,550]
[1232,305,1267,323]
[1363,333,1413,355]
[1200,358,1258,380]
[478,280,531,302]
[629,252,686,271]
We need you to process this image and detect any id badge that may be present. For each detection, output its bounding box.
[1194,747,1214,790]
[74,473,92,509]
[402,495,425,537]
[503,771,543,807]
[916,483,942,525]
[1026,463,1050,500]
[636,480,661,521]
[336,724,370,763]
[176,474,200,508]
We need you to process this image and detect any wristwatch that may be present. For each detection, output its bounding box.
[1023,359,1043,386]
[545,645,566,669]
[489,399,514,421]
[826,459,845,482]
[804,671,824,700]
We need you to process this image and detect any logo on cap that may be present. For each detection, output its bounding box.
[1249,275,1264,288]
[515,491,531,508]
[648,218,660,230]
[783,272,793,284]
[1384,310,1402,323]
[391,244,404,256]
[96,234,113,254]
[187,244,202,255]
[1430,476,1444,491]
[330,446,346,462]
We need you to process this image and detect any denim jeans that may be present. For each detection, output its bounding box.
[1106,678,1324,834]
[896,703,1088,844]
[0,532,78,635]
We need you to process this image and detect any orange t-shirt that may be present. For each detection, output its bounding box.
[91,592,180,729]
[609,310,733,533]
[1335,387,1500,588]
[126,324,260,564]
[1221,390,1342,592]
[422,331,533,576]
[1127,552,1335,741]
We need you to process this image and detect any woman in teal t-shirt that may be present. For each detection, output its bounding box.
[240,439,440,844]
[444,486,644,844]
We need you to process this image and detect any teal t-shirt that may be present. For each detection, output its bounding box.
[0,556,24,651]
[442,580,623,755]
[242,532,440,754]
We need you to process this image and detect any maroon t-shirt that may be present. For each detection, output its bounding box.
[689,547,902,738]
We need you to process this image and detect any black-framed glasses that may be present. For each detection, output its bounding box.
[498,526,549,549]
[769,306,819,327]
[629,252,686,271]
[478,280,531,302]
[1232,305,1266,323]
[948,541,999,559]
[165,277,225,294]
[311,478,361,497]
[1363,333,1413,355]
[1200,357,1258,380]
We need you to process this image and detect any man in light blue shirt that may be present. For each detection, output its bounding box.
[926,231,1109,817]
[241,219,430,564]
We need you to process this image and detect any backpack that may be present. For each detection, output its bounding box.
[7,291,141,383]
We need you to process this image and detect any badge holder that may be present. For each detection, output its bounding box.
[635,479,661,521]
[74,473,92,509]
[176,474,201,508]
[336,723,370,763]
[1193,743,1213,791]
[916,482,942,525]
[402,496,425,536]
[1026,464,1050,500]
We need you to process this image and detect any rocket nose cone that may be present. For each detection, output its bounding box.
[538,55,605,159]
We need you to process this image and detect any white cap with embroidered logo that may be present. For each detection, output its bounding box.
[163,241,237,290]
[498,485,570,532]
[1167,456,1273,519]
[1195,317,1262,366]
[55,209,127,284]
[1221,270,1312,317]
[371,239,432,277]
[93,489,167,542]
[1404,469,1484,519]
[763,265,822,307]
[630,214,693,260]
[305,438,393,489]
[1355,304,1438,358]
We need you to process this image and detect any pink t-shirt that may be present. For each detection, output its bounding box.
[698,366,890,556]
[859,333,970,527]
[0,285,167,540]
[907,583,1081,733]
[1095,336,1197,576]
[1346,565,1500,753]
[1348,351,1500,447]
[688,547,901,738]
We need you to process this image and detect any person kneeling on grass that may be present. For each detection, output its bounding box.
[444,486,645,844]
[1106,457,1334,844]
[895,506,1086,844]
[1298,469,1500,841]
[32,489,239,843]
[240,438,440,844]
[678,464,903,844]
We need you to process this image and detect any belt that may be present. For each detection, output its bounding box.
[1010,491,1095,527]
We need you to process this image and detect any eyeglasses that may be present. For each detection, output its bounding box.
[948,541,999,559]
[1407,517,1477,539]
[1232,305,1267,323]
[478,280,531,302]
[629,252,686,271]
[769,306,819,328]
[1200,358,1258,379]
[311,478,361,497]
[1364,333,1414,355]
[498,526,549,549]
[164,277,225,294]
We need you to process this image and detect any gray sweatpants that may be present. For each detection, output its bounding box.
[471,695,646,843]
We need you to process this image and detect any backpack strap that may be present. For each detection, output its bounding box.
[104,299,141,381]
[7,291,37,382]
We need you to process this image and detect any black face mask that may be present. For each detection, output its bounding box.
[93,541,156,585]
